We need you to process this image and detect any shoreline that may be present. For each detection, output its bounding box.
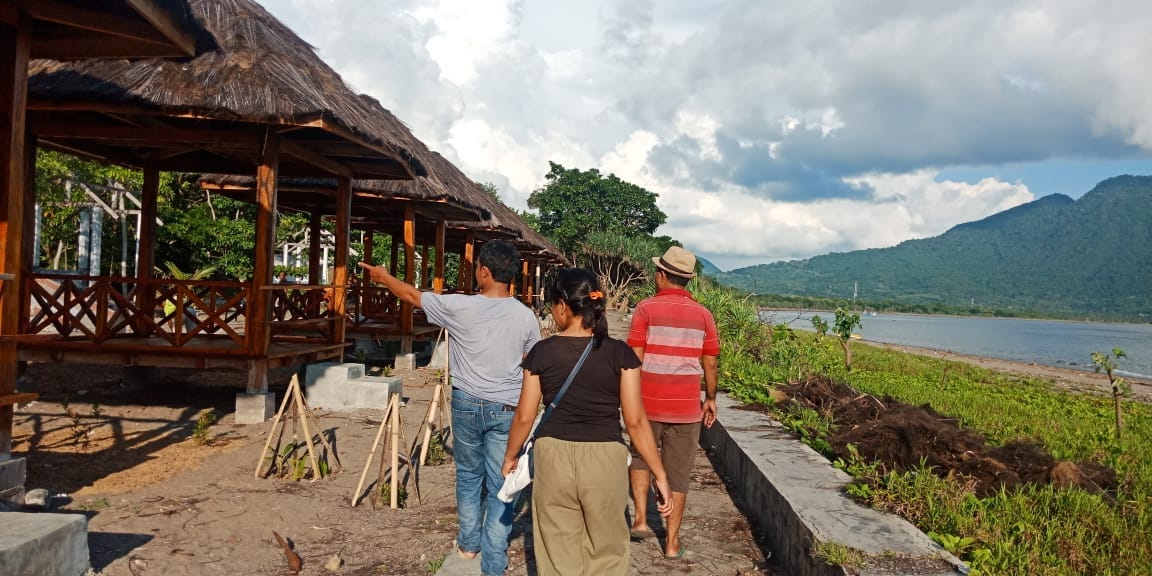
[861,339,1152,403]
[762,306,1151,326]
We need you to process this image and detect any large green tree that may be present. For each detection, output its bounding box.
[527,162,666,254]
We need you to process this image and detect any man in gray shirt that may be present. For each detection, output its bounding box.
[360,240,539,576]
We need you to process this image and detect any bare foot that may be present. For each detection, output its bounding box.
[458,548,478,560]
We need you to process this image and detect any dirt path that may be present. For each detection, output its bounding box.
[12,363,770,575]
[861,339,1152,403]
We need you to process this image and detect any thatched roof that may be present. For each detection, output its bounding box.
[19,0,202,59]
[199,149,565,263]
[26,0,425,180]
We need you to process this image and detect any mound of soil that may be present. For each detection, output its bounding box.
[779,376,1117,496]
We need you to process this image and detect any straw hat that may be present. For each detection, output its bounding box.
[652,246,697,279]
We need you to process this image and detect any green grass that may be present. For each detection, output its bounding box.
[694,280,1152,575]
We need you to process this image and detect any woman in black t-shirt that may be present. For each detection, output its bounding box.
[502,269,673,576]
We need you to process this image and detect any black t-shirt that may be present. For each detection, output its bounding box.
[521,335,642,443]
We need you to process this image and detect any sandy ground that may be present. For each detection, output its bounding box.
[860,339,1152,403]
[12,363,770,576]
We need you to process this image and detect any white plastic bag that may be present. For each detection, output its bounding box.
[497,440,534,503]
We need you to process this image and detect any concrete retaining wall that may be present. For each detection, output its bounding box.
[702,394,965,576]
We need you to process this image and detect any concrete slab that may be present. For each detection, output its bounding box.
[304,362,366,386]
[394,353,416,371]
[0,512,90,576]
[235,392,275,424]
[436,550,480,576]
[305,374,402,412]
[703,394,966,576]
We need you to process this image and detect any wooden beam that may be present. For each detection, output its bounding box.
[521,259,530,303]
[24,0,177,47]
[0,17,29,455]
[134,164,159,334]
[31,34,190,60]
[332,177,351,344]
[434,220,446,294]
[463,230,475,295]
[32,122,260,147]
[317,118,416,180]
[280,140,352,178]
[249,133,279,358]
[124,0,198,56]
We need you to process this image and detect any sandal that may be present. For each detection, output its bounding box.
[629,528,656,541]
[664,545,686,559]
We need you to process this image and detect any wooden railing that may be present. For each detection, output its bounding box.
[268,286,335,343]
[25,273,252,352]
[20,274,425,354]
[346,285,400,328]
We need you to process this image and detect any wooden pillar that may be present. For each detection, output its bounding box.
[0,19,30,455]
[307,210,322,285]
[363,230,374,268]
[135,165,159,334]
[332,177,351,344]
[463,231,475,295]
[247,132,279,393]
[521,259,530,304]
[401,205,415,353]
[389,233,399,276]
[433,220,446,294]
[535,261,543,308]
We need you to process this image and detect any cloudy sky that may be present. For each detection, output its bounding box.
[262,0,1152,270]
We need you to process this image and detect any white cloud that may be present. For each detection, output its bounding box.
[257,0,1152,271]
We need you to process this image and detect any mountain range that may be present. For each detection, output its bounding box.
[712,175,1152,318]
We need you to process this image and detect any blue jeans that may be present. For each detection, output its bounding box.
[452,388,516,576]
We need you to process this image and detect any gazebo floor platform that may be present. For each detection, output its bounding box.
[17,336,344,370]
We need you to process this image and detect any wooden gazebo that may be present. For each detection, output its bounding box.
[1,0,204,479]
[200,149,568,351]
[7,0,435,424]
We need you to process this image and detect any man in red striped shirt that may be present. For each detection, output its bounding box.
[626,246,720,560]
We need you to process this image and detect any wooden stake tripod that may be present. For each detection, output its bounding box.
[254,374,342,480]
[352,392,418,508]
[411,330,452,468]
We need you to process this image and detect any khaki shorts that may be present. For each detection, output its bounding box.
[628,420,701,494]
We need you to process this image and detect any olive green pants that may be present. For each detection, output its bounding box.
[531,438,630,576]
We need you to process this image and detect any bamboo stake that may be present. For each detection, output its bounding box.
[292,379,321,481]
[396,407,419,507]
[390,392,401,509]
[254,375,297,477]
[352,394,396,507]
[417,383,442,466]
[374,417,391,510]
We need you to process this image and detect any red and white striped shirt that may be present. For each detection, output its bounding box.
[627,288,720,423]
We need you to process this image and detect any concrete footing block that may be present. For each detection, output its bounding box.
[235,392,276,424]
[0,512,90,576]
[0,458,26,494]
[394,353,416,371]
[304,363,400,411]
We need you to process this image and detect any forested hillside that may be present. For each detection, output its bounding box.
[715,176,1152,318]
